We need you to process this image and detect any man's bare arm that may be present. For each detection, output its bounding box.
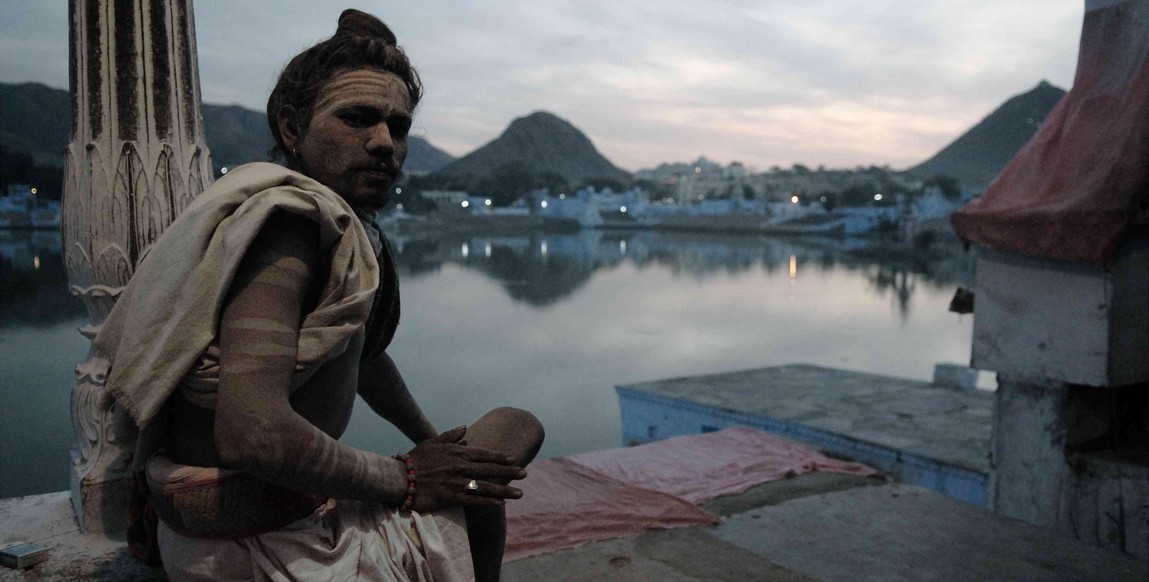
[213,212,523,508]
[213,212,413,502]
[359,352,438,444]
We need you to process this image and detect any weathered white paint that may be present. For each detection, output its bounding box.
[990,377,1149,562]
[988,379,1070,526]
[1064,453,1149,562]
[971,234,1149,388]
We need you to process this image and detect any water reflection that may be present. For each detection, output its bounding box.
[0,231,85,328]
[1,230,973,328]
[1,227,975,497]
[389,230,973,317]
[1,231,89,497]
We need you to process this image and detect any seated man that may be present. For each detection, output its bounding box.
[97,9,543,581]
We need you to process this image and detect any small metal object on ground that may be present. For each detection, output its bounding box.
[0,542,49,570]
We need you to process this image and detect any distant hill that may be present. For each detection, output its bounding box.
[199,103,275,170]
[0,82,455,174]
[908,80,1066,188]
[436,111,629,186]
[0,82,72,166]
[407,133,456,174]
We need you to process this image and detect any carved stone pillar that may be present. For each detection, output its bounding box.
[63,0,213,533]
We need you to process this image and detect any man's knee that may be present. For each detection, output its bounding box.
[472,407,545,462]
[495,406,544,444]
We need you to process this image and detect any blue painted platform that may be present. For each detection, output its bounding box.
[617,364,993,506]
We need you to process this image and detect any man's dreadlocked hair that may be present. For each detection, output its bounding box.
[266,9,423,161]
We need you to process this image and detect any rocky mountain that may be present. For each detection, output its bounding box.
[435,111,629,186]
[0,82,455,174]
[908,80,1066,188]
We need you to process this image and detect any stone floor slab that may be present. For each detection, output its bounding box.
[0,492,160,581]
[708,483,1148,582]
[503,526,812,582]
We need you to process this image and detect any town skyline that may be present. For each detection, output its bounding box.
[0,2,1081,172]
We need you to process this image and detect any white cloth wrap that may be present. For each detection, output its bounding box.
[157,503,475,582]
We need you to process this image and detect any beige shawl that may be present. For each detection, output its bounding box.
[96,162,380,429]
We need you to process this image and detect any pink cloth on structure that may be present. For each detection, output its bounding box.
[567,427,881,504]
[504,458,719,562]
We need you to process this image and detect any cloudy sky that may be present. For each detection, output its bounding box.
[0,1,1082,172]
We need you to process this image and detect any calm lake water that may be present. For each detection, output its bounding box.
[0,228,975,498]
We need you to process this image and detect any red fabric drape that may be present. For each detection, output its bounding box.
[952,1,1149,265]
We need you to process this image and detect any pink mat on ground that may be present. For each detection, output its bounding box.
[504,457,719,561]
[504,428,880,561]
[566,427,881,504]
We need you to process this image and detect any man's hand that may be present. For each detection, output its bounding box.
[407,426,527,513]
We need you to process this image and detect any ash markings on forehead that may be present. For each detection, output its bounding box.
[312,70,412,115]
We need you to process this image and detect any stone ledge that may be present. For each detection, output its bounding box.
[0,492,160,581]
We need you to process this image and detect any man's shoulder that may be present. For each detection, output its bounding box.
[175,163,349,233]
[214,163,335,199]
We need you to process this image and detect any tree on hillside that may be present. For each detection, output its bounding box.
[407,173,472,192]
[581,176,629,193]
[476,162,537,206]
[390,187,434,214]
[388,173,474,214]
[0,146,63,200]
[536,170,570,196]
[839,183,876,207]
[926,174,962,200]
[818,190,838,212]
[634,178,673,200]
[877,175,911,198]
[387,177,434,214]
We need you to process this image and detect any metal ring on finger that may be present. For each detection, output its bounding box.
[465,479,479,494]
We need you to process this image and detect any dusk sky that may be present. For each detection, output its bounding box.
[0,2,1082,172]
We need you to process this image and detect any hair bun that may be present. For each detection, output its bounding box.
[336,9,397,44]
